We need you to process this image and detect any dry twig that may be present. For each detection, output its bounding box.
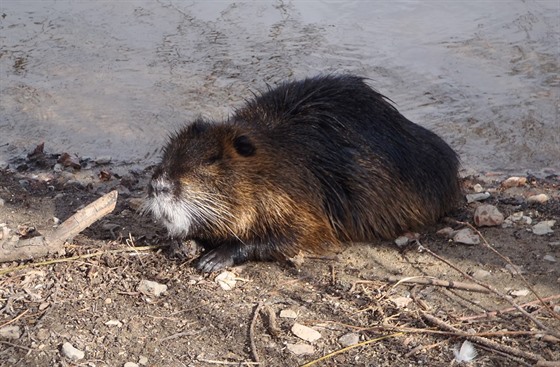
[249,302,265,364]
[0,190,118,263]
[458,294,560,322]
[383,275,490,293]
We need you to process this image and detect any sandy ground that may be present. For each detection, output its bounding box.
[0,147,558,367]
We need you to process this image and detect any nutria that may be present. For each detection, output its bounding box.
[146,74,461,272]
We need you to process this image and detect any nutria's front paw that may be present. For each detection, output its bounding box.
[196,248,235,273]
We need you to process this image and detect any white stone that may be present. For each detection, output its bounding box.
[473,184,484,193]
[505,263,526,275]
[95,155,112,165]
[279,309,298,319]
[466,192,491,203]
[453,228,480,245]
[215,271,237,291]
[436,227,456,238]
[291,323,321,342]
[338,333,360,347]
[527,194,550,204]
[105,320,123,327]
[543,255,556,263]
[0,325,21,339]
[138,356,148,366]
[137,280,168,297]
[532,220,555,235]
[286,343,314,356]
[474,205,504,227]
[124,363,139,367]
[511,289,530,297]
[502,176,527,188]
[61,342,85,361]
[472,269,491,280]
[394,236,409,247]
[390,296,412,308]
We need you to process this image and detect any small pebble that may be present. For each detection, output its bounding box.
[453,228,480,245]
[502,176,527,188]
[474,204,504,227]
[215,271,237,291]
[436,227,456,238]
[505,212,532,225]
[279,309,298,319]
[105,320,123,327]
[124,363,139,367]
[543,255,556,263]
[61,342,85,361]
[505,263,526,275]
[390,296,412,308]
[0,325,21,339]
[137,280,168,297]
[527,193,550,204]
[472,269,491,279]
[286,343,315,356]
[291,323,321,342]
[0,198,4,206]
[338,332,360,347]
[473,183,484,193]
[95,155,112,165]
[510,289,530,297]
[466,192,491,203]
[394,236,409,248]
[549,241,560,248]
[532,220,555,235]
[138,356,148,366]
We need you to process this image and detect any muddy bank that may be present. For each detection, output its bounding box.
[0,140,559,367]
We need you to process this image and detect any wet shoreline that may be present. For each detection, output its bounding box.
[1,1,558,175]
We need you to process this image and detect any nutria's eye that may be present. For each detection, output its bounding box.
[233,135,256,157]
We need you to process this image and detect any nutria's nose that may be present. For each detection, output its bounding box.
[148,178,172,196]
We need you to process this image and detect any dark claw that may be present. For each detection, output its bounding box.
[196,248,235,273]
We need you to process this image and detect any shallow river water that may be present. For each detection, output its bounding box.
[1,0,558,175]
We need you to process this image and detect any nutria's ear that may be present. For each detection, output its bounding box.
[233,135,256,157]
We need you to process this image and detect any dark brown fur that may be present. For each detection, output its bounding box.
[146,75,461,272]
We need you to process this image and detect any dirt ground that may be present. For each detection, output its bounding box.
[0,149,559,367]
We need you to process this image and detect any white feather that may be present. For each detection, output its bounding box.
[453,340,477,363]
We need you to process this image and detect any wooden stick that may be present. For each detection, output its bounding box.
[458,294,560,321]
[383,276,490,293]
[0,191,118,263]
[249,302,264,364]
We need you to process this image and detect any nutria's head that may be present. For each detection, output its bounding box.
[145,119,258,238]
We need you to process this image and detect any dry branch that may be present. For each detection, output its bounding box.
[0,190,118,263]
[384,275,490,293]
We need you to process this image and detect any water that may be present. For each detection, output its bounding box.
[1,0,558,175]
